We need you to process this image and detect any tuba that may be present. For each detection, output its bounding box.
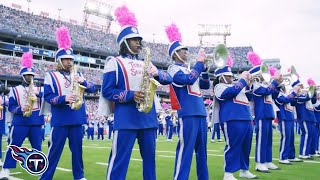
[69,64,86,110]
[137,47,160,113]
[23,78,37,117]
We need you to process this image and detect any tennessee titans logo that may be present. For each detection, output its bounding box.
[9,145,48,175]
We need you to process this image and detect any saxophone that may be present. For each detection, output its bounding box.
[23,78,37,117]
[0,97,3,110]
[69,64,86,110]
[137,47,161,113]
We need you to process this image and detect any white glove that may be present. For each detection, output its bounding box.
[147,62,158,77]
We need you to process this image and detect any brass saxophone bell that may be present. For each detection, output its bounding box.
[137,47,161,113]
[69,64,86,110]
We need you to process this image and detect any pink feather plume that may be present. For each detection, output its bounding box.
[56,26,72,50]
[165,23,182,43]
[307,78,316,86]
[247,52,262,66]
[269,66,277,77]
[227,55,234,67]
[21,52,33,68]
[114,5,137,27]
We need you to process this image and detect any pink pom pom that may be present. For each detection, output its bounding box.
[247,52,262,66]
[227,55,233,67]
[269,66,277,77]
[114,5,137,27]
[21,52,33,68]
[165,23,182,43]
[56,26,72,50]
[307,78,316,86]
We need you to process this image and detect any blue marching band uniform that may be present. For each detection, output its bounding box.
[0,53,45,179]
[39,26,95,180]
[165,113,174,142]
[274,86,301,163]
[87,120,95,140]
[98,10,173,179]
[291,80,318,159]
[0,94,9,167]
[167,39,210,179]
[97,117,105,140]
[213,66,257,179]
[248,65,281,172]
[1,5,320,180]
[107,115,114,140]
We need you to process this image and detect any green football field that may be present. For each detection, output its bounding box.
[3,130,320,180]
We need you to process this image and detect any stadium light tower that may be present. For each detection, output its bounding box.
[58,8,62,20]
[198,24,231,46]
[26,0,31,13]
[83,0,114,33]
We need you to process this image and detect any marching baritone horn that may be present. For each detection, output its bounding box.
[187,43,229,71]
[249,63,271,83]
[280,66,299,86]
[299,86,315,98]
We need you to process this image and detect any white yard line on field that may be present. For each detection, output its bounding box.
[56,167,72,172]
[96,162,108,166]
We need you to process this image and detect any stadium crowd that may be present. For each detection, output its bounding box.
[0,4,257,68]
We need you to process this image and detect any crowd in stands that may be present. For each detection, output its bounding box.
[0,5,256,68]
[85,99,99,118]
[0,4,281,98]
[0,55,104,85]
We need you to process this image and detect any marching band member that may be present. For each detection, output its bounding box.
[39,26,95,180]
[87,119,95,140]
[290,79,317,159]
[0,52,44,179]
[0,84,9,167]
[107,114,114,140]
[97,117,105,140]
[247,52,282,172]
[311,81,320,156]
[158,113,164,136]
[99,5,172,180]
[273,67,302,164]
[211,122,222,143]
[165,110,174,142]
[308,78,320,157]
[165,23,210,180]
[214,55,257,180]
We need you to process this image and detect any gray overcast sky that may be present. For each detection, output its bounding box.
[2,0,320,84]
